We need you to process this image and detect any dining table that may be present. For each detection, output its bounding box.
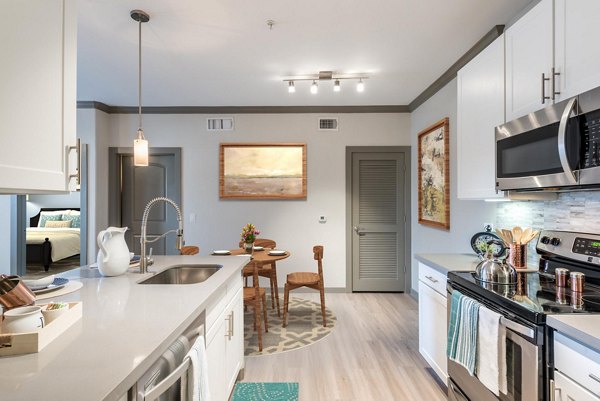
[227,247,290,316]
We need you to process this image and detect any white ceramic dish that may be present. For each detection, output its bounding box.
[212,250,231,255]
[22,275,55,291]
[32,278,69,295]
[253,246,264,251]
[41,303,69,324]
[268,250,286,256]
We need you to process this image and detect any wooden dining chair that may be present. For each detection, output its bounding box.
[241,238,281,316]
[244,261,269,351]
[283,245,326,327]
[179,245,199,255]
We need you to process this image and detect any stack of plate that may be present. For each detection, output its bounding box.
[22,276,69,295]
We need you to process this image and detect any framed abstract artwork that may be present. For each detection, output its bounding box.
[417,118,450,230]
[219,143,307,199]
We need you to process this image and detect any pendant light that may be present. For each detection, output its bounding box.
[131,10,150,166]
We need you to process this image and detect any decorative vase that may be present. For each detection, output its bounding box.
[244,242,254,255]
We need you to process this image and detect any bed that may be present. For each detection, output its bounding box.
[27,208,81,271]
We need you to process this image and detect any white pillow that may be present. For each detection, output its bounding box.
[63,210,80,216]
[45,220,72,228]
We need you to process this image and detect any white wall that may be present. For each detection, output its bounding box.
[410,78,496,293]
[104,112,411,288]
[0,196,12,275]
[26,193,80,225]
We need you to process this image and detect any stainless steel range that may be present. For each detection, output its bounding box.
[447,230,600,401]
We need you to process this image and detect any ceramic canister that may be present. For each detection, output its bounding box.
[2,305,45,334]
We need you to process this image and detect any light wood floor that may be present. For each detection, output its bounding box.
[241,292,448,401]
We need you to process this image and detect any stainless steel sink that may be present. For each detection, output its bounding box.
[139,264,222,285]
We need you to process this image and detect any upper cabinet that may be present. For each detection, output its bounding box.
[554,0,600,101]
[0,0,77,194]
[505,0,554,121]
[457,35,505,200]
[506,0,600,121]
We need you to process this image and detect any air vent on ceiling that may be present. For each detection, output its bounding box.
[207,117,234,131]
[318,117,339,131]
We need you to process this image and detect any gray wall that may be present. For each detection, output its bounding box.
[100,112,411,288]
[410,78,496,293]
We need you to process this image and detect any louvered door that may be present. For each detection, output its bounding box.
[351,152,406,291]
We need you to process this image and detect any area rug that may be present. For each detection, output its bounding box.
[244,296,336,356]
[231,382,299,401]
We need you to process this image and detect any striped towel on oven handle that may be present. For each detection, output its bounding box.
[447,289,480,375]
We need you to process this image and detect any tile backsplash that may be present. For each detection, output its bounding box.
[496,191,600,264]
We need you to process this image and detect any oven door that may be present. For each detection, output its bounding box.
[495,96,581,191]
[447,284,543,401]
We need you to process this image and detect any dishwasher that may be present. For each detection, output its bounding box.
[135,312,205,401]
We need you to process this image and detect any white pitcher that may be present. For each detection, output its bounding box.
[97,227,130,277]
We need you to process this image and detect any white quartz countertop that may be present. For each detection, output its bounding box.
[415,253,539,275]
[0,254,249,401]
[415,253,482,274]
[547,315,600,353]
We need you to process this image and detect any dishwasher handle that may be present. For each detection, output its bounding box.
[143,358,191,401]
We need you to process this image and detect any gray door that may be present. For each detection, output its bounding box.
[352,152,406,292]
[110,148,181,256]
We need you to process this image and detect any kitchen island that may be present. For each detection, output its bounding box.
[0,254,249,401]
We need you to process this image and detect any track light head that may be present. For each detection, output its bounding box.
[288,81,296,93]
[310,80,318,94]
[333,79,341,92]
[356,79,365,92]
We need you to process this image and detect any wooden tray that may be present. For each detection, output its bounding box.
[0,302,82,356]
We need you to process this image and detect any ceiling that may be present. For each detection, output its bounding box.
[77,0,532,107]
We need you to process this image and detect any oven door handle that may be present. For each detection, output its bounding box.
[500,316,535,340]
[557,96,579,186]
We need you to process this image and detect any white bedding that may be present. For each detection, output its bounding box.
[26,227,81,262]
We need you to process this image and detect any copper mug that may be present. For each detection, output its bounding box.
[0,275,36,310]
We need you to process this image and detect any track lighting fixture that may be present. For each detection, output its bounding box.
[283,71,368,94]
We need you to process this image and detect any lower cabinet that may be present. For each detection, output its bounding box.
[418,262,448,384]
[553,332,600,400]
[206,278,244,401]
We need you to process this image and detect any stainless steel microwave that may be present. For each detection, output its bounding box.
[495,85,600,191]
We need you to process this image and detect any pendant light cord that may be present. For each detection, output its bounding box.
[138,17,143,132]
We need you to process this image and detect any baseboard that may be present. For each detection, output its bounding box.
[410,288,419,302]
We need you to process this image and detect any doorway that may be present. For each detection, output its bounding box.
[346,147,411,292]
[108,147,182,255]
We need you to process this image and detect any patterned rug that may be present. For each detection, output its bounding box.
[244,296,336,356]
[231,382,299,401]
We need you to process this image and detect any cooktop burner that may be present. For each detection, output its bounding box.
[448,270,600,324]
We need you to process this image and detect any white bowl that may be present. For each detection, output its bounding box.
[41,303,69,324]
[22,275,55,290]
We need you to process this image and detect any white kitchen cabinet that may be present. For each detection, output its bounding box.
[553,371,600,401]
[0,0,77,194]
[506,0,600,121]
[554,0,600,101]
[206,276,244,401]
[457,35,505,199]
[505,0,554,121]
[553,332,600,398]
[418,262,448,384]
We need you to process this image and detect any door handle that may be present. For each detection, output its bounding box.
[557,96,578,185]
[542,72,551,104]
[353,226,366,236]
[551,67,561,100]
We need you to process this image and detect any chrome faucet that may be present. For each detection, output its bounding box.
[140,197,184,274]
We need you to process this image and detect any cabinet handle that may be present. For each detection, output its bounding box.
[542,73,551,104]
[590,373,600,384]
[67,138,81,190]
[551,67,561,100]
[230,310,234,338]
[425,275,439,283]
[549,379,556,401]
[224,313,233,340]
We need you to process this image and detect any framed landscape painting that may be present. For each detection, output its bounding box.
[219,143,307,199]
[418,118,450,230]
